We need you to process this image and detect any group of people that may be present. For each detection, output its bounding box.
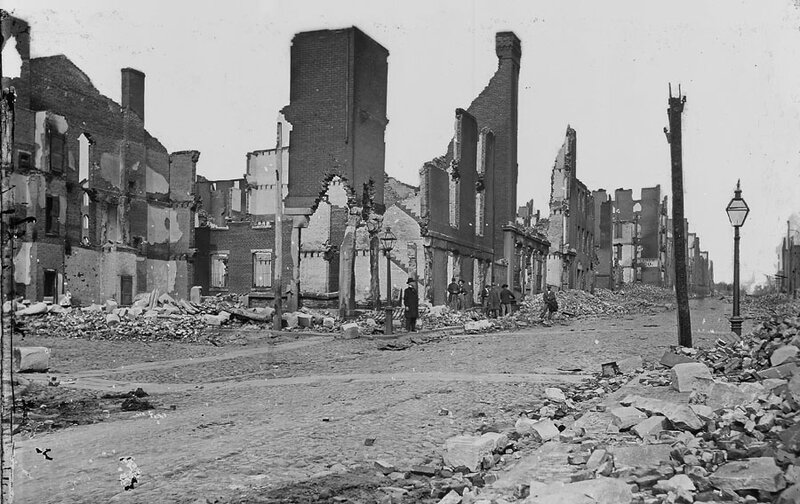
[398,276,561,332]
[479,282,516,318]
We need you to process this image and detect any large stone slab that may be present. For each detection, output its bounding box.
[758,363,798,380]
[297,313,313,328]
[617,356,644,374]
[670,362,712,392]
[710,457,787,492]
[190,286,202,304]
[621,395,703,431]
[464,320,492,332]
[524,476,633,504]
[13,347,51,372]
[609,406,648,430]
[15,302,48,317]
[443,433,502,471]
[773,345,800,366]
[609,444,672,469]
[692,378,765,411]
[283,312,299,328]
[632,415,667,439]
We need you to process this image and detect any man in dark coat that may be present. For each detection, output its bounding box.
[541,285,558,323]
[447,277,460,309]
[500,284,516,316]
[488,283,501,318]
[403,278,419,332]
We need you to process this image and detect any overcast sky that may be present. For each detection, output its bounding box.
[4,0,800,289]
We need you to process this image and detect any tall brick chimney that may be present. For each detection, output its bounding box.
[495,32,521,67]
[121,67,145,122]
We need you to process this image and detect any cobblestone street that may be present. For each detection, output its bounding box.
[13,298,752,503]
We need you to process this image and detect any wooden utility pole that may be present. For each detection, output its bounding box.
[665,84,692,347]
[1,20,16,500]
[273,122,283,331]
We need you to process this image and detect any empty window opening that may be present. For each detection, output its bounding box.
[211,253,229,288]
[253,251,273,288]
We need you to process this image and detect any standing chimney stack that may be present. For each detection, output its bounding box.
[121,67,145,122]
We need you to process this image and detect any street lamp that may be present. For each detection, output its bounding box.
[725,179,749,336]
[380,227,397,335]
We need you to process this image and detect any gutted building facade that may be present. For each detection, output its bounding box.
[544,126,596,291]
[3,15,198,305]
[417,32,547,305]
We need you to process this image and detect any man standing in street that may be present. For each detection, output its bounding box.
[447,277,460,309]
[488,282,501,318]
[500,284,516,316]
[403,278,419,332]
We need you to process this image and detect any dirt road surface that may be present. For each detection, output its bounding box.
[12,297,749,503]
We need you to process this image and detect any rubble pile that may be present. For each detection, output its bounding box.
[15,290,347,343]
[741,294,800,322]
[691,315,800,381]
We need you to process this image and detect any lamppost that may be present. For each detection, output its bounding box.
[380,227,397,335]
[725,179,749,336]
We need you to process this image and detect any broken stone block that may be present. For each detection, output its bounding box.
[190,286,202,304]
[670,362,712,392]
[545,387,567,402]
[610,444,672,469]
[654,474,696,493]
[374,460,395,475]
[586,449,609,471]
[525,476,633,504]
[632,415,667,439]
[15,302,48,316]
[758,363,798,380]
[777,484,800,504]
[437,490,462,504]
[479,432,509,453]
[128,307,143,318]
[341,323,360,339]
[202,314,223,326]
[443,434,497,472]
[609,406,648,430]
[323,317,335,329]
[789,373,800,404]
[689,404,715,421]
[464,320,492,332]
[297,313,313,328]
[106,314,121,325]
[624,395,703,431]
[709,457,787,492]
[13,347,51,372]
[617,356,644,374]
[530,418,560,441]
[158,293,176,305]
[105,299,118,313]
[692,378,765,411]
[660,350,698,368]
[773,345,800,366]
[143,310,159,318]
[283,312,299,328]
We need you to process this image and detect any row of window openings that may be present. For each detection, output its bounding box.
[210,252,273,289]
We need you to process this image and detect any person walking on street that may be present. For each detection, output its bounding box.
[447,277,460,309]
[500,284,516,316]
[403,278,419,332]
[488,283,501,318]
[540,285,558,323]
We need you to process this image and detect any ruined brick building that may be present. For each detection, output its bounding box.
[2,15,198,305]
[590,184,714,296]
[542,126,596,291]
[194,27,390,313]
[418,32,549,305]
[780,223,800,297]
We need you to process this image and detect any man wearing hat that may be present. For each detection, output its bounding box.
[402,277,419,332]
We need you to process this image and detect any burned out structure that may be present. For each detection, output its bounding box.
[418,32,549,305]
[780,223,800,297]
[194,27,389,313]
[543,126,596,291]
[591,184,714,296]
[2,15,198,305]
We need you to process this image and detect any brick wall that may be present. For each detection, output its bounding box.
[282,27,388,211]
